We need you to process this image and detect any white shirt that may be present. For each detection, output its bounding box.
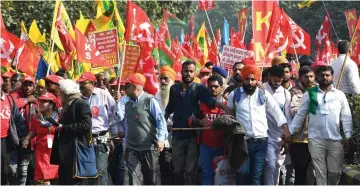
[264,83,292,141]
[331,54,360,95]
[227,87,287,139]
[289,86,352,140]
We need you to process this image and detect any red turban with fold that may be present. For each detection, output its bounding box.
[241,65,261,81]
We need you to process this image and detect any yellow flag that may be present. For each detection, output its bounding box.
[92,0,115,32]
[114,0,125,44]
[50,0,75,51]
[79,10,85,20]
[197,22,208,59]
[29,20,46,44]
[298,0,317,9]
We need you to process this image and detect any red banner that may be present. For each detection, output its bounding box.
[285,14,311,55]
[198,0,216,11]
[345,9,360,60]
[88,29,119,68]
[122,45,140,81]
[252,0,277,67]
[237,7,248,42]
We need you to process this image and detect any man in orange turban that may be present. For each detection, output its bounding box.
[240,65,261,95]
[159,66,176,81]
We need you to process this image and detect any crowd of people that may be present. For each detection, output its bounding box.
[0,40,359,185]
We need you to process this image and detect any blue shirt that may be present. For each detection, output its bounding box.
[165,82,217,139]
[123,92,168,143]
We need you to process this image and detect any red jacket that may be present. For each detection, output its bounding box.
[199,99,226,148]
[1,95,12,138]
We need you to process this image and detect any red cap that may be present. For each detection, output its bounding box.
[241,57,256,65]
[1,72,12,78]
[37,92,56,103]
[22,76,35,84]
[109,77,125,86]
[45,75,61,84]
[76,72,96,83]
[127,73,146,86]
[200,68,211,73]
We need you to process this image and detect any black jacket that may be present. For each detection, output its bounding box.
[50,98,92,167]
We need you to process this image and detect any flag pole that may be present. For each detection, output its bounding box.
[46,29,56,77]
[204,9,221,64]
[336,28,357,89]
[321,0,339,41]
[117,41,126,92]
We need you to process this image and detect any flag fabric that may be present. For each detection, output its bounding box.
[237,7,248,42]
[171,39,182,73]
[14,22,41,76]
[284,14,311,55]
[344,10,360,60]
[50,0,75,51]
[75,27,111,67]
[193,36,205,67]
[323,35,333,65]
[357,16,360,30]
[163,9,186,27]
[221,19,229,52]
[189,16,195,37]
[56,12,76,55]
[1,11,20,67]
[58,51,73,70]
[197,22,208,63]
[198,0,216,11]
[298,0,317,9]
[315,13,331,46]
[36,57,53,80]
[92,0,115,32]
[125,1,154,44]
[113,0,126,44]
[208,39,219,65]
[29,20,46,44]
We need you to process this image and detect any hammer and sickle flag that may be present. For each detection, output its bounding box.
[0,11,20,67]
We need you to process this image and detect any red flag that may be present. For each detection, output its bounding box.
[237,8,248,42]
[171,39,182,73]
[85,21,97,37]
[75,27,111,67]
[16,40,41,76]
[315,13,331,46]
[138,42,158,95]
[198,0,216,11]
[323,35,333,65]
[215,29,221,48]
[193,36,205,66]
[357,16,360,30]
[55,4,76,55]
[208,39,219,65]
[58,51,73,70]
[1,29,20,67]
[285,14,311,55]
[344,10,360,59]
[248,38,255,52]
[315,48,321,62]
[125,1,154,43]
[266,2,282,44]
[0,10,5,30]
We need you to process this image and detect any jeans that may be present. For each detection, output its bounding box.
[17,147,34,185]
[160,148,174,185]
[236,138,267,185]
[109,143,126,185]
[199,144,224,185]
[172,136,199,185]
[94,140,110,185]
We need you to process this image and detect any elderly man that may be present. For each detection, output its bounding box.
[123,73,167,185]
[154,66,176,184]
[288,65,352,185]
[77,72,116,185]
[226,65,291,185]
[10,73,24,92]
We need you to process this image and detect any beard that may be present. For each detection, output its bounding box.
[319,79,333,87]
[182,76,194,84]
[243,83,257,95]
[160,81,173,108]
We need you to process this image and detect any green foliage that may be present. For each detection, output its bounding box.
[349,95,360,143]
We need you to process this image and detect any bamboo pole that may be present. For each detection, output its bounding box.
[321,0,339,41]
[204,9,221,64]
[117,41,127,92]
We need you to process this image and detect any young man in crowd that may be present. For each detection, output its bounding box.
[1,72,13,94]
[10,76,37,185]
[204,62,214,71]
[289,66,316,185]
[191,74,227,185]
[77,72,116,185]
[35,79,46,97]
[123,73,167,185]
[223,61,246,99]
[280,63,296,90]
[263,65,292,185]
[44,75,62,108]
[165,61,227,185]
[331,40,360,95]
[226,65,290,185]
[0,77,26,185]
[154,66,176,184]
[288,65,352,185]
[10,73,24,92]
